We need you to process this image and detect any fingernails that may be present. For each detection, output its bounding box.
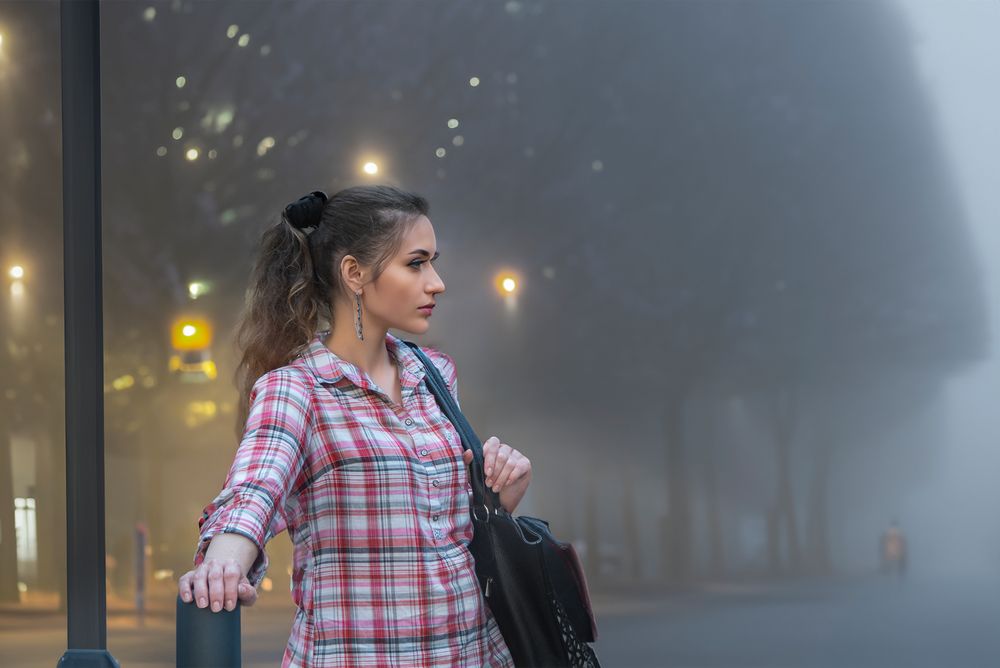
[181,592,191,602]
[198,597,207,608]
[226,599,234,611]
[487,467,493,475]
[212,600,221,612]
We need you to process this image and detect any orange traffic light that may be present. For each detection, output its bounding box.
[171,317,213,351]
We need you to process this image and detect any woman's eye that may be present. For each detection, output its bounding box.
[409,260,424,269]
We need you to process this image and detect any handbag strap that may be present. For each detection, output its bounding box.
[403,341,502,514]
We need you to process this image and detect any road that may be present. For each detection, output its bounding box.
[2,575,998,667]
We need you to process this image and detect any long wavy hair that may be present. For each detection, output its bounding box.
[233,184,430,432]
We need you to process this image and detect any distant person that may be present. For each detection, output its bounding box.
[880,519,907,577]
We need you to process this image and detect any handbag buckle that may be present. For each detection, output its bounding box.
[473,503,490,523]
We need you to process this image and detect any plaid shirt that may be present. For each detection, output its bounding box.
[194,331,514,667]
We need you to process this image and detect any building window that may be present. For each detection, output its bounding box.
[14,497,38,580]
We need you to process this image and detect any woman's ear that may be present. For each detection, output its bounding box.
[340,255,365,293]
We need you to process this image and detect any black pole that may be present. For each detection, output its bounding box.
[58,0,118,666]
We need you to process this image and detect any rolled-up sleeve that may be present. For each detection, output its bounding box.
[192,367,312,586]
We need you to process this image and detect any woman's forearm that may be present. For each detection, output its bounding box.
[202,532,260,578]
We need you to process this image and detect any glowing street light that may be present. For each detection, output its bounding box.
[494,271,520,296]
[171,317,213,350]
[363,161,379,175]
[9,265,24,279]
[188,281,210,299]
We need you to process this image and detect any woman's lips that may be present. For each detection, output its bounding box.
[418,306,434,315]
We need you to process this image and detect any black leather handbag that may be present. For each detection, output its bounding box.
[405,342,601,668]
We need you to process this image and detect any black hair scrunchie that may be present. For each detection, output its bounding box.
[284,190,328,231]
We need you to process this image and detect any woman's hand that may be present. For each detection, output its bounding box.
[177,557,258,612]
[463,436,532,513]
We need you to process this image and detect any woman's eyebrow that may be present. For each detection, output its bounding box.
[408,249,440,259]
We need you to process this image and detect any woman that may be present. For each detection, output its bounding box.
[177,185,531,667]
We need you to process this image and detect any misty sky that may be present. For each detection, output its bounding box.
[897,0,1000,575]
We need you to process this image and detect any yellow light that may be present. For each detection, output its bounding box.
[185,148,199,161]
[10,281,24,298]
[261,577,274,592]
[494,271,520,296]
[172,127,184,140]
[153,569,174,581]
[111,374,135,391]
[175,75,186,88]
[363,162,379,175]
[447,118,459,129]
[184,400,219,427]
[256,136,275,156]
[143,7,156,22]
[435,148,447,158]
[156,146,167,157]
[237,34,250,47]
[226,24,239,39]
[469,77,480,87]
[172,317,213,350]
[207,149,218,159]
[9,265,24,279]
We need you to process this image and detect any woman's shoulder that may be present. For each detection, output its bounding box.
[417,345,457,377]
[250,362,316,400]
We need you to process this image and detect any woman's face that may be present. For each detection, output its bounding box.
[365,215,445,334]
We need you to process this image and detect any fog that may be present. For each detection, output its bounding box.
[2,0,1000,665]
[884,0,1000,578]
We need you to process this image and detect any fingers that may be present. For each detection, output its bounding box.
[192,564,210,609]
[222,560,242,611]
[177,570,195,603]
[482,436,500,478]
[485,441,512,488]
[238,577,258,608]
[490,456,525,493]
[207,561,226,611]
[186,559,248,612]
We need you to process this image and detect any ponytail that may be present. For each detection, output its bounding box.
[233,214,323,433]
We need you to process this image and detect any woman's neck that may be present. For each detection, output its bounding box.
[323,323,392,376]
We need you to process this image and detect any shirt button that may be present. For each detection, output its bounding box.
[432,514,440,522]
[420,449,429,457]
[432,480,440,487]
[404,418,414,426]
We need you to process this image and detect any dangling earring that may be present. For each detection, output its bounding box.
[354,291,364,341]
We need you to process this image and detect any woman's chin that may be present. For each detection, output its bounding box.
[396,318,431,335]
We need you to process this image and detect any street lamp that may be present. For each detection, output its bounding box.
[494,271,520,297]
[9,265,24,279]
[493,270,521,313]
